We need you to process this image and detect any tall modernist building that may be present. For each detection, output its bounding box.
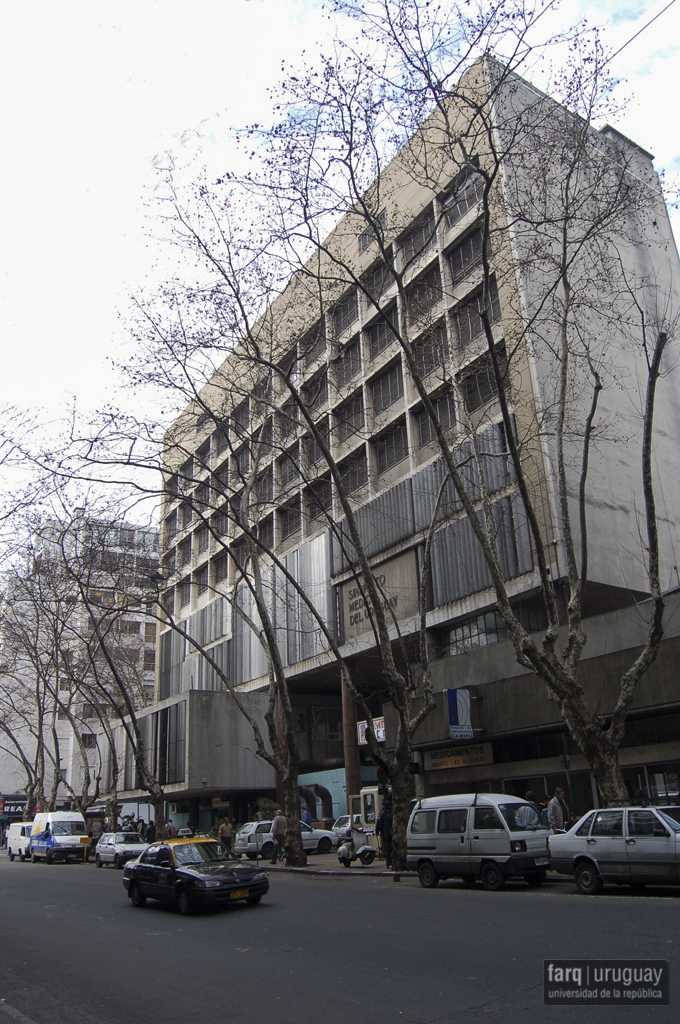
[127,58,680,829]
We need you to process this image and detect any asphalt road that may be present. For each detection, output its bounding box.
[0,854,677,1024]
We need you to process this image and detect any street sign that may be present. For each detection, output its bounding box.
[446,688,473,740]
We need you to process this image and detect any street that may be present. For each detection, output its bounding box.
[0,854,677,1024]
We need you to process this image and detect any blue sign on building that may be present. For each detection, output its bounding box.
[446,689,473,740]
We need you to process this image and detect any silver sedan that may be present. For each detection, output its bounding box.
[549,806,680,894]
[95,832,149,869]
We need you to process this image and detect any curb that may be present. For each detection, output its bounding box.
[267,865,416,877]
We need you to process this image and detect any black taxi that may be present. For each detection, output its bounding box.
[123,837,269,914]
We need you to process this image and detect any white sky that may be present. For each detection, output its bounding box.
[1,0,678,421]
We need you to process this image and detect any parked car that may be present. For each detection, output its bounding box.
[656,805,680,826]
[7,822,33,862]
[95,832,148,869]
[234,820,339,859]
[123,838,269,914]
[332,815,351,838]
[407,793,551,889]
[548,806,680,894]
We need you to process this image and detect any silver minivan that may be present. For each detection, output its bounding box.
[407,793,551,889]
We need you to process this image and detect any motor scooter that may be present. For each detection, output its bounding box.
[337,825,376,867]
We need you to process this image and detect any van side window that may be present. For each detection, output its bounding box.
[438,809,467,833]
[411,811,436,834]
[474,807,503,830]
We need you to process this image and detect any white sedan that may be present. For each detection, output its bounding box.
[234,820,338,859]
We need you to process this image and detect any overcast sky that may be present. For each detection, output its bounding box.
[1,0,678,421]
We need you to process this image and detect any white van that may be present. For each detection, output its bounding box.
[30,811,88,863]
[407,793,551,890]
[7,822,34,861]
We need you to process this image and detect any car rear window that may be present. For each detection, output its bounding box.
[575,813,595,836]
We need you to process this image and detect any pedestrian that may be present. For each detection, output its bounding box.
[375,796,393,869]
[2,826,8,848]
[145,820,157,844]
[218,816,233,853]
[270,809,286,865]
[138,819,147,839]
[166,819,177,838]
[547,788,571,832]
[301,807,313,826]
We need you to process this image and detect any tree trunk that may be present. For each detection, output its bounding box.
[587,739,630,807]
[388,730,414,872]
[282,768,307,867]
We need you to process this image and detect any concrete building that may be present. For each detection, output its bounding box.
[125,58,680,826]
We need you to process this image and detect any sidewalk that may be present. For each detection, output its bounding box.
[257,850,406,876]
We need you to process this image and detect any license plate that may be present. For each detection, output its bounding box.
[534,857,549,866]
[230,889,249,900]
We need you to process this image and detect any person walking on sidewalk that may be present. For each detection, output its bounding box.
[375,796,393,869]
[548,788,571,832]
[218,816,233,853]
[270,810,286,865]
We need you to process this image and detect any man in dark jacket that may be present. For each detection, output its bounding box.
[145,820,157,844]
[270,810,286,865]
[375,796,393,869]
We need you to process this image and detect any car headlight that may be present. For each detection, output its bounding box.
[511,840,527,852]
[197,879,221,888]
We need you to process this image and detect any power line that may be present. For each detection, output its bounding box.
[603,0,677,67]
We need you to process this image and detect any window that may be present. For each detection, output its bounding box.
[232,445,250,482]
[334,339,361,388]
[473,806,503,830]
[214,426,229,455]
[416,389,455,447]
[195,565,208,595]
[258,515,274,549]
[252,378,270,418]
[411,321,448,377]
[256,467,273,503]
[438,809,467,833]
[306,478,332,520]
[591,811,623,837]
[411,810,436,834]
[145,622,156,641]
[459,343,507,413]
[279,447,300,489]
[196,438,211,466]
[279,499,301,540]
[443,170,485,228]
[120,620,140,634]
[448,226,484,286]
[455,279,501,350]
[165,510,178,541]
[358,209,387,253]
[449,605,546,655]
[304,418,330,467]
[196,526,209,554]
[374,419,408,474]
[179,457,194,491]
[371,362,403,414]
[336,391,364,443]
[165,472,179,497]
[194,482,210,510]
[628,811,669,838]
[301,322,325,368]
[401,206,435,265]
[279,400,298,441]
[575,813,595,836]
[340,449,367,494]
[180,580,191,607]
[180,502,193,530]
[81,734,97,749]
[362,260,392,303]
[408,265,442,323]
[333,290,359,337]
[178,537,192,568]
[143,650,156,671]
[302,369,328,414]
[213,507,229,536]
[81,703,96,719]
[213,553,228,584]
[232,398,250,438]
[366,306,398,360]
[163,590,175,616]
[276,347,298,382]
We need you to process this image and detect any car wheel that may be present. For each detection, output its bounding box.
[525,871,546,887]
[8,849,14,862]
[575,861,603,895]
[246,895,262,906]
[114,854,122,870]
[480,862,505,891]
[129,883,146,908]
[418,862,439,888]
[31,852,37,863]
[95,855,102,868]
[317,837,332,855]
[339,858,352,868]
[260,842,274,860]
[176,887,192,915]
[46,850,54,865]
[19,850,25,862]
[359,849,375,866]
[461,874,476,886]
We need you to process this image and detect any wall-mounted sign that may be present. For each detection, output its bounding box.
[341,551,419,640]
[357,718,386,744]
[424,742,493,771]
[446,688,473,740]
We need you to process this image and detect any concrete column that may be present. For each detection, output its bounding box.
[342,676,361,811]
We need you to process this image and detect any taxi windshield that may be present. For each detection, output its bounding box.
[499,803,550,832]
[52,821,86,836]
[173,842,231,866]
